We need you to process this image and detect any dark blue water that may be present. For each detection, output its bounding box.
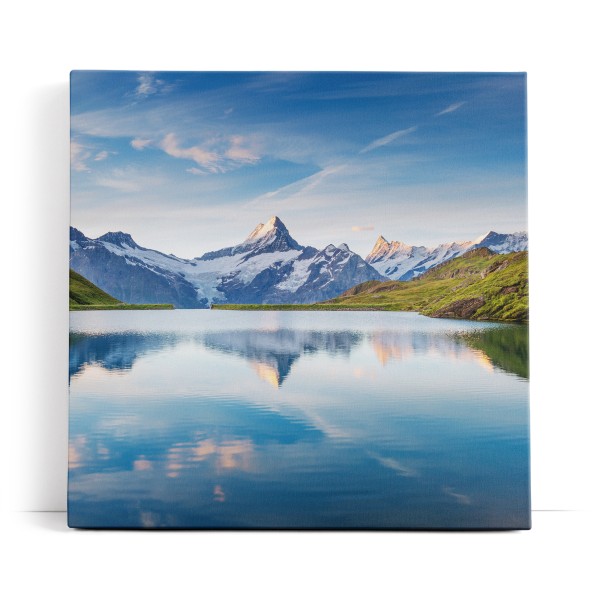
[68,310,530,529]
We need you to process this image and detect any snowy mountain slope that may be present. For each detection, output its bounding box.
[199,216,302,261]
[366,231,528,281]
[70,216,386,308]
[70,230,206,307]
[471,231,528,253]
[270,243,381,303]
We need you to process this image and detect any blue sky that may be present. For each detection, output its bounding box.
[71,71,527,258]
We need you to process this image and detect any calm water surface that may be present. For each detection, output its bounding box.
[69,310,530,529]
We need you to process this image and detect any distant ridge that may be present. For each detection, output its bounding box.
[366,230,528,281]
[324,248,528,322]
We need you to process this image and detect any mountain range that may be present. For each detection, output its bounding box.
[324,247,528,322]
[365,230,528,280]
[70,216,528,308]
[70,216,386,308]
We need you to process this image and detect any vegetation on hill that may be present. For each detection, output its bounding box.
[70,269,120,307]
[69,269,174,311]
[323,248,528,321]
[213,249,528,322]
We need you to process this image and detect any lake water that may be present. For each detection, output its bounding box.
[68,310,530,529]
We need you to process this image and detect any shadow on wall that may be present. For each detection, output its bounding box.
[17,83,70,513]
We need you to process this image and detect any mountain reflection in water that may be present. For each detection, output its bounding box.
[70,323,528,385]
[68,310,529,529]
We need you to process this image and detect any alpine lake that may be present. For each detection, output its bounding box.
[69,309,530,529]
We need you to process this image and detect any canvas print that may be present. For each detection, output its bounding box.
[69,71,530,529]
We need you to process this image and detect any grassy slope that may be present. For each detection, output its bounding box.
[213,249,528,322]
[69,269,174,311]
[323,248,528,321]
[70,269,120,306]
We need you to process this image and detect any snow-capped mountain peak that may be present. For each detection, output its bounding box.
[245,215,287,241]
[472,230,493,245]
[96,231,141,249]
[366,229,528,281]
[365,235,391,262]
[366,235,414,264]
[365,231,528,281]
[472,231,528,253]
[70,217,386,308]
[200,216,301,261]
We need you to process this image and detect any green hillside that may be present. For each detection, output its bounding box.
[69,269,174,311]
[214,248,528,322]
[323,248,528,322]
[70,269,121,307]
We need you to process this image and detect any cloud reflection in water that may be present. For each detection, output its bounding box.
[68,311,529,529]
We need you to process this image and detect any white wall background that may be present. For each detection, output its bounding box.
[1,1,598,599]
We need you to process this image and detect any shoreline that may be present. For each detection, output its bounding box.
[211,304,527,324]
[70,303,174,311]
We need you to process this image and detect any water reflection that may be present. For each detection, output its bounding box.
[69,332,179,378]
[203,329,362,387]
[70,324,528,384]
[369,330,502,371]
[459,326,529,379]
[69,311,529,529]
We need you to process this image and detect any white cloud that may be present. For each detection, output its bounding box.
[71,140,91,172]
[131,138,152,150]
[135,73,164,97]
[136,73,156,96]
[159,133,261,174]
[435,101,466,116]
[225,135,260,163]
[351,225,374,232]
[186,167,204,176]
[359,126,417,154]
[159,133,222,173]
[71,141,114,169]
[134,73,174,98]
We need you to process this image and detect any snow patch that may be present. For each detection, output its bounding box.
[275,256,314,293]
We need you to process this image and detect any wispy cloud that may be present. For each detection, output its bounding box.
[435,101,466,117]
[159,133,260,174]
[71,141,114,170]
[71,140,91,172]
[186,167,205,176]
[95,168,164,193]
[225,135,260,163]
[135,73,171,97]
[136,73,158,96]
[159,133,222,173]
[131,138,152,150]
[94,150,110,161]
[359,126,417,154]
[263,164,346,201]
[95,176,142,193]
[70,73,527,259]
